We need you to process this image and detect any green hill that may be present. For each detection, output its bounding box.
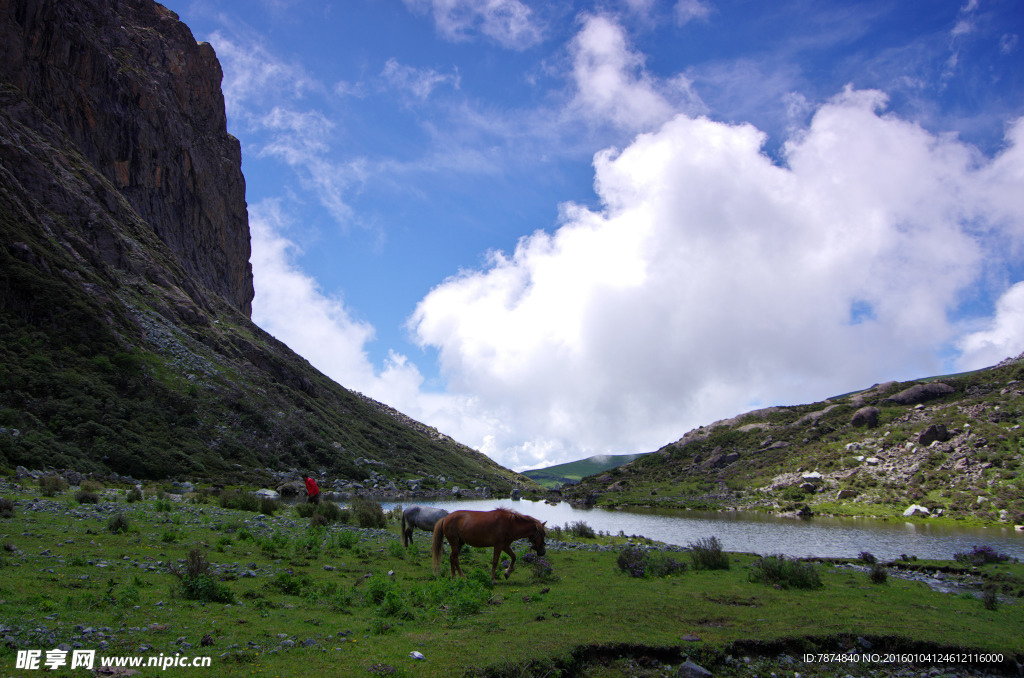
[523,453,649,489]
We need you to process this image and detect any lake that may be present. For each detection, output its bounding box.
[382,498,1024,561]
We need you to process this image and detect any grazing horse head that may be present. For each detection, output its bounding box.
[523,514,546,557]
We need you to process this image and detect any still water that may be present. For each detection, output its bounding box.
[382,498,1024,562]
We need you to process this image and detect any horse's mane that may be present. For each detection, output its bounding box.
[494,506,543,527]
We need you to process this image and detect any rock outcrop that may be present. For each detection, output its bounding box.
[0,0,253,314]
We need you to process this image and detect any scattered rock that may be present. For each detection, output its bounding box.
[677,659,713,678]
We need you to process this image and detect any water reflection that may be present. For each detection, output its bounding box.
[381,498,1024,561]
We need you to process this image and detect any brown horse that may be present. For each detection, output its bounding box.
[431,508,546,583]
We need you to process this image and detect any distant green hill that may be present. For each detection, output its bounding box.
[523,453,649,489]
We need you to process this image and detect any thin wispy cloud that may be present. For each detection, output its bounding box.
[382,58,461,100]
[675,0,712,26]
[403,0,544,49]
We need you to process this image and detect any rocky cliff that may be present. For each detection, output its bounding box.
[0,0,531,492]
[1,0,252,314]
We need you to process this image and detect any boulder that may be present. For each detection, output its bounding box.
[255,489,280,499]
[918,424,950,446]
[801,471,823,482]
[836,489,858,500]
[887,383,955,406]
[277,480,306,497]
[903,504,931,517]
[851,406,880,428]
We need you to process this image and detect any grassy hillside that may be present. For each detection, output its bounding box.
[524,453,649,489]
[562,361,1024,526]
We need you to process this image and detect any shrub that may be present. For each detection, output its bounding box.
[688,536,730,570]
[270,571,312,596]
[352,498,386,529]
[299,500,345,525]
[0,497,14,519]
[379,590,414,620]
[39,476,68,497]
[334,530,359,549]
[748,555,823,590]
[616,546,687,578]
[954,545,1010,567]
[617,546,650,578]
[522,551,556,581]
[869,563,888,584]
[219,491,258,512]
[982,584,999,611]
[171,549,233,604]
[258,497,279,516]
[566,521,596,539]
[80,480,103,493]
[107,513,130,534]
[126,488,142,503]
[859,551,877,564]
[74,489,99,504]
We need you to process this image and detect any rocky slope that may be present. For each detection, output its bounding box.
[562,357,1024,526]
[0,0,532,493]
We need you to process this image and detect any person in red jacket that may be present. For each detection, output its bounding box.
[303,475,320,504]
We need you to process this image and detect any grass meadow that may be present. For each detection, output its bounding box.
[0,481,1021,677]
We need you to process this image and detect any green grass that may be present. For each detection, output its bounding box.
[0,482,1021,677]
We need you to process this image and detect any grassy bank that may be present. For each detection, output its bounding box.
[0,480,1021,677]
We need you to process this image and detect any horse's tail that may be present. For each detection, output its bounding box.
[401,510,408,547]
[431,517,445,575]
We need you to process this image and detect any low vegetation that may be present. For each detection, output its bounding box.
[0,480,1021,678]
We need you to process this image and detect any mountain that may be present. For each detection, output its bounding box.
[561,359,1024,525]
[0,0,532,493]
[523,453,649,490]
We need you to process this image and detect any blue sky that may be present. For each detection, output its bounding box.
[168,0,1024,471]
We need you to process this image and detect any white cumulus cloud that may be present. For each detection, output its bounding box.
[409,89,1024,470]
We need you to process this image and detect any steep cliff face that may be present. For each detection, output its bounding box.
[0,0,530,491]
[0,0,253,314]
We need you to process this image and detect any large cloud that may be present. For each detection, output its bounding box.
[410,89,1024,469]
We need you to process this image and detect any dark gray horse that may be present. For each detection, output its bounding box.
[401,505,449,546]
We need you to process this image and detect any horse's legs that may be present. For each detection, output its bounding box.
[448,537,463,577]
[489,546,502,583]
[502,545,517,579]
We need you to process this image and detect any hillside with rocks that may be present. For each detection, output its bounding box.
[0,0,532,494]
[562,356,1024,526]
